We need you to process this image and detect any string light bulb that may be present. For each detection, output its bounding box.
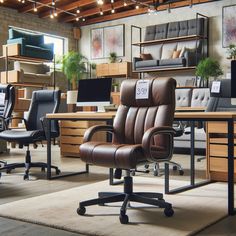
[0,0,4,3]
[76,8,80,14]
[33,1,37,12]
[50,9,54,18]
[97,0,103,5]
[52,0,55,6]
[54,7,57,17]
[76,17,79,21]
[100,8,103,15]
[123,1,127,7]
[135,4,139,9]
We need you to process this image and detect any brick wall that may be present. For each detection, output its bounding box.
[0,6,77,55]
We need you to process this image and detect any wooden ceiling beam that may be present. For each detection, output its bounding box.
[18,0,52,13]
[78,0,213,26]
[39,0,96,18]
[61,0,152,23]
[79,7,148,26]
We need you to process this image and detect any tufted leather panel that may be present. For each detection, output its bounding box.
[191,88,210,107]
[179,20,188,37]
[144,25,156,41]
[80,78,176,169]
[155,23,168,40]
[188,18,204,36]
[167,22,180,38]
[175,88,192,107]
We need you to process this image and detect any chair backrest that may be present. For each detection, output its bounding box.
[191,88,210,107]
[0,84,15,119]
[26,90,61,132]
[175,88,192,107]
[113,78,176,150]
[206,79,236,112]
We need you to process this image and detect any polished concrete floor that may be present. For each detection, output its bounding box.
[0,145,235,236]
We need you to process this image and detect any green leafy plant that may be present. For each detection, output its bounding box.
[62,51,87,88]
[109,52,117,63]
[227,44,236,59]
[196,57,223,81]
[91,62,97,70]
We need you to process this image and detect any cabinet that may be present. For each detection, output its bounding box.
[206,121,236,181]
[59,120,106,157]
[96,62,137,78]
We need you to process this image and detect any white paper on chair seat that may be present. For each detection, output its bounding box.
[0,93,5,105]
[136,80,149,99]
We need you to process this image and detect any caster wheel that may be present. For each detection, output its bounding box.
[144,164,149,169]
[164,207,174,217]
[144,170,150,173]
[131,170,135,176]
[179,170,184,176]
[56,169,61,175]
[6,169,11,174]
[77,206,86,215]
[41,167,45,172]
[23,174,29,180]
[154,171,158,176]
[119,214,129,224]
[173,166,177,171]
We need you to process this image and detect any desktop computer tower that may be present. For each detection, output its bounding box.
[231,60,236,98]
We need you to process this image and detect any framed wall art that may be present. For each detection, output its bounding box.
[222,5,236,48]
[91,28,104,59]
[103,24,125,58]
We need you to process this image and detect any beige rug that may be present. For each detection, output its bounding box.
[0,177,230,236]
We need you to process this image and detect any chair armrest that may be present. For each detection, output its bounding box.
[133,57,143,71]
[83,125,114,142]
[142,126,176,162]
[184,50,202,67]
[5,117,28,130]
[7,38,26,55]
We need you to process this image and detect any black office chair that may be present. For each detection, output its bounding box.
[0,84,15,131]
[0,84,15,165]
[0,90,61,180]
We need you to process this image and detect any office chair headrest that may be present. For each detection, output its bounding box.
[120,77,176,107]
[33,90,60,102]
[210,79,231,98]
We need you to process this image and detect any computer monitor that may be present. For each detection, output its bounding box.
[76,78,112,112]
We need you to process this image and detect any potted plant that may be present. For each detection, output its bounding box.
[227,44,236,60]
[112,82,119,92]
[196,57,223,87]
[62,51,87,90]
[109,52,117,63]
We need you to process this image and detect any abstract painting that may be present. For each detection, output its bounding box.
[223,5,236,47]
[104,24,124,57]
[91,28,104,59]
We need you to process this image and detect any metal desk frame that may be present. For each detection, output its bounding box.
[166,115,235,216]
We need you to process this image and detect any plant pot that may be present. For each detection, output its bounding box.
[67,90,78,104]
[113,86,118,92]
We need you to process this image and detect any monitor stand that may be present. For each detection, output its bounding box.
[97,105,106,112]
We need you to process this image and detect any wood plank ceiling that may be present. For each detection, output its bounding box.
[0,0,217,26]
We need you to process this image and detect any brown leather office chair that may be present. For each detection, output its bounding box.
[77,78,176,224]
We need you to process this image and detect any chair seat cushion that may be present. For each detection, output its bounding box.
[80,142,146,169]
[136,60,159,68]
[0,130,45,143]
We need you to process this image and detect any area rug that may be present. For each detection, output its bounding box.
[0,177,230,236]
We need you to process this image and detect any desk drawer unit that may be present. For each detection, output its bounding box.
[60,120,106,157]
[207,121,236,181]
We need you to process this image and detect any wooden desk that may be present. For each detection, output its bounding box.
[45,111,236,216]
[172,111,236,216]
[45,112,117,183]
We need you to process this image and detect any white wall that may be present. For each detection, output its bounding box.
[79,0,236,84]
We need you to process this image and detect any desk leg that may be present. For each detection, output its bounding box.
[228,119,235,215]
[46,119,52,180]
[166,120,211,194]
[190,121,195,186]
